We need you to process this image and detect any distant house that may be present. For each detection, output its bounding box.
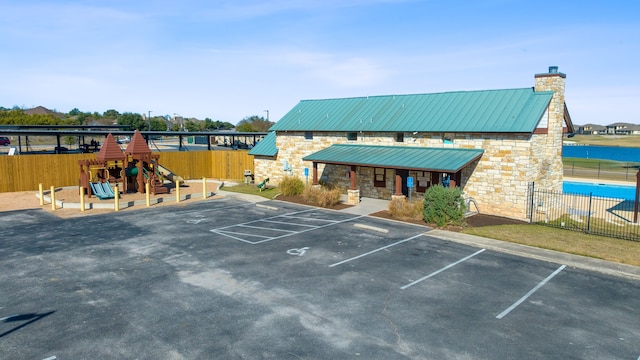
[606,123,640,135]
[577,124,606,135]
[250,66,574,220]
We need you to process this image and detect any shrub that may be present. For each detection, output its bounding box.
[388,197,424,221]
[279,176,305,196]
[423,185,466,227]
[302,186,342,208]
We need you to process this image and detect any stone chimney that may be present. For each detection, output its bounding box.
[534,66,566,132]
[532,66,566,190]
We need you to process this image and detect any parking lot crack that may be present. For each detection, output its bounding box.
[380,289,412,355]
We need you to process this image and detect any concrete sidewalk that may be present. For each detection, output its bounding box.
[338,196,390,215]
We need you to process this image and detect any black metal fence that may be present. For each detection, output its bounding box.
[528,183,640,241]
[564,160,640,182]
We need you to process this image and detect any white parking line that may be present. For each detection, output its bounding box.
[496,265,566,319]
[400,249,486,290]
[329,234,424,267]
[210,209,364,244]
[250,215,365,244]
[261,219,319,228]
[279,214,338,222]
[237,224,298,232]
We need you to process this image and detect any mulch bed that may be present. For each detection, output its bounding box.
[274,194,527,230]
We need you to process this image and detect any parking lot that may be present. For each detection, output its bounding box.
[1,197,639,359]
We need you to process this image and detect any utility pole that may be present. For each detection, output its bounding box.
[148,110,152,131]
[264,110,269,122]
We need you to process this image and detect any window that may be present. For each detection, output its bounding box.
[304,131,313,140]
[347,132,358,141]
[374,168,386,187]
[411,171,431,192]
[395,133,404,142]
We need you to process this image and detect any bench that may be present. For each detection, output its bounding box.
[257,178,269,192]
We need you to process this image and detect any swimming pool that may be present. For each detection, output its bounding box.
[563,181,637,200]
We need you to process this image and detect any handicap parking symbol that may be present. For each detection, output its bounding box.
[286,247,309,256]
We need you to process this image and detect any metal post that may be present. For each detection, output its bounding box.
[528,182,535,224]
[634,169,639,223]
[39,183,44,206]
[587,193,593,234]
[148,110,152,131]
[50,186,56,211]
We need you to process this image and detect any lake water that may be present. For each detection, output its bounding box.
[563,145,640,162]
[563,181,637,200]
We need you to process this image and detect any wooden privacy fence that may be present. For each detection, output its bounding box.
[0,150,254,192]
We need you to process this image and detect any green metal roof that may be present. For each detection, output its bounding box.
[302,144,484,172]
[270,88,553,133]
[248,132,277,156]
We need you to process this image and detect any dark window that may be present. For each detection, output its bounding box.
[374,168,386,187]
[304,131,313,140]
[395,133,404,142]
[412,171,430,193]
[347,132,358,141]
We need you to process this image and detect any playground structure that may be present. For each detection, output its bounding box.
[78,130,183,198]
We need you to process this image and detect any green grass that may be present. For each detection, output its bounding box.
[462,224,640,267]
[563,157,640,182]
[220,182,279,199]
[567,134,640,147]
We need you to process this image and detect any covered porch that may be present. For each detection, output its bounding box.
[302,144,484,204]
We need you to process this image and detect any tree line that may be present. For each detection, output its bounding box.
[0,106,274,132]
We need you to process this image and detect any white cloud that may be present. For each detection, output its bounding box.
[269,50,393,87]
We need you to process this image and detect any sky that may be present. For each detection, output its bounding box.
[1,1,638,126]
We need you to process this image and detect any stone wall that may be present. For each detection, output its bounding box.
[254,131,542,219]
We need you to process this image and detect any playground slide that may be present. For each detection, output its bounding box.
[101,182,116,198]
[156,164,184,184]
[89,182,115,200]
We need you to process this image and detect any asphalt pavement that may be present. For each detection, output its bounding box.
[0,194,639,359]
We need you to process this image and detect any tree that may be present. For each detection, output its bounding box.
[150,117,168,131]
[69,108,81,116]
[103,109,120,118]
[184,119,201,132]
[0,109,61,125]
[236,115,274,132]
[64,135,77,147]
[117,112,145,130]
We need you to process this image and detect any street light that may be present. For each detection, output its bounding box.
[147,110,152,131]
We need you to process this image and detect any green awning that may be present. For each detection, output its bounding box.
[302,144,484,172]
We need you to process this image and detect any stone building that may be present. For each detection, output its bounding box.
[250,66,574,219]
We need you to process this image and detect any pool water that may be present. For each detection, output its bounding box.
[563,181,637,200]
